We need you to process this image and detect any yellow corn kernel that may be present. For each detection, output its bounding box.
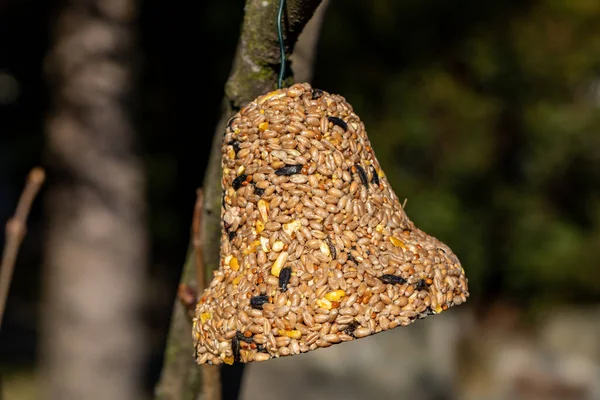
[258,199,269,222]
[242,240,261,255]
[227,147,235,160]
[223,355,234,365]
[435,304,443,314]
[258,121,269,131]
[316,298,333,310]
[375,224,384,233]
[255,220,265,234]
[232,275,242,285]
[325,290,346,302]
[230,257,239,271]
[271,251,289,277]
[282,220,301,236]
[200,312,212,324]
[285,330,302,339]
[390,236,406,248]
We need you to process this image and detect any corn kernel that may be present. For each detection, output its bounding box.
[230,257,239,271]
[316,298,333,310]
[242,240,261,255]
[223,355,234,365]
[232,275,242,285]
[200,312,212,324]
[375,224,384,233]
[325,290,346,302]
[271,251,289,277]
[258,199,269,222]
[435,304,443,314]
[227,148,235,160]
[390,236,406,248]
[285,330,302,339]
[258,121,269,131]
[282,220,301,236]
[255,220,265,234]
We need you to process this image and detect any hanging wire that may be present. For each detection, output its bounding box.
[277,0,286,89]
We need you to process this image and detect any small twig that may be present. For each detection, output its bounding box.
[0,167,46,329]
[176,283,197,320]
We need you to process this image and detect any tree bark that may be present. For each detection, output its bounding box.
[40,1,148,400]
[155,1,324,399]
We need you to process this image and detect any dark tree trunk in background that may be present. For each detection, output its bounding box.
[40,1,148,399]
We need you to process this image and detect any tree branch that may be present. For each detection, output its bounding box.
[155,1,324,399]
[0,167,45,329]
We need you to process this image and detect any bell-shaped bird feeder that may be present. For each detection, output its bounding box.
[193,82,469,365]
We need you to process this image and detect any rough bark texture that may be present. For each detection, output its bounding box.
[155,0,324,399]
[40,1,147,400]
[225,0,323,108]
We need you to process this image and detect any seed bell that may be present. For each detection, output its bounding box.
[193,82,469,365]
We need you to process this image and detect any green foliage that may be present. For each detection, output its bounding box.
[314,0,600,309]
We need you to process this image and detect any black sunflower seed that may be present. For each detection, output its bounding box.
[370,165,379,185]
[379,274,407,285]
[275,164,303,176]
[228,139,241,155]
[250,295,270,309]
[236,331,254,344]
[327,116,348,131]
[278,267,292,292]
[354,164,368,188]
[232,174,247,190]
[232,335,241,362]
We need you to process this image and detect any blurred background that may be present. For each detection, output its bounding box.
[1,0,599,399]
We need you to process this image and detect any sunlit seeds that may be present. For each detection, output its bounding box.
[193,82,469,365]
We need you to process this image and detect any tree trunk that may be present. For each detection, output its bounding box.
[40,1,148,399]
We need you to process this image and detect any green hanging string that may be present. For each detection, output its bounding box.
[277,0,286,89]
